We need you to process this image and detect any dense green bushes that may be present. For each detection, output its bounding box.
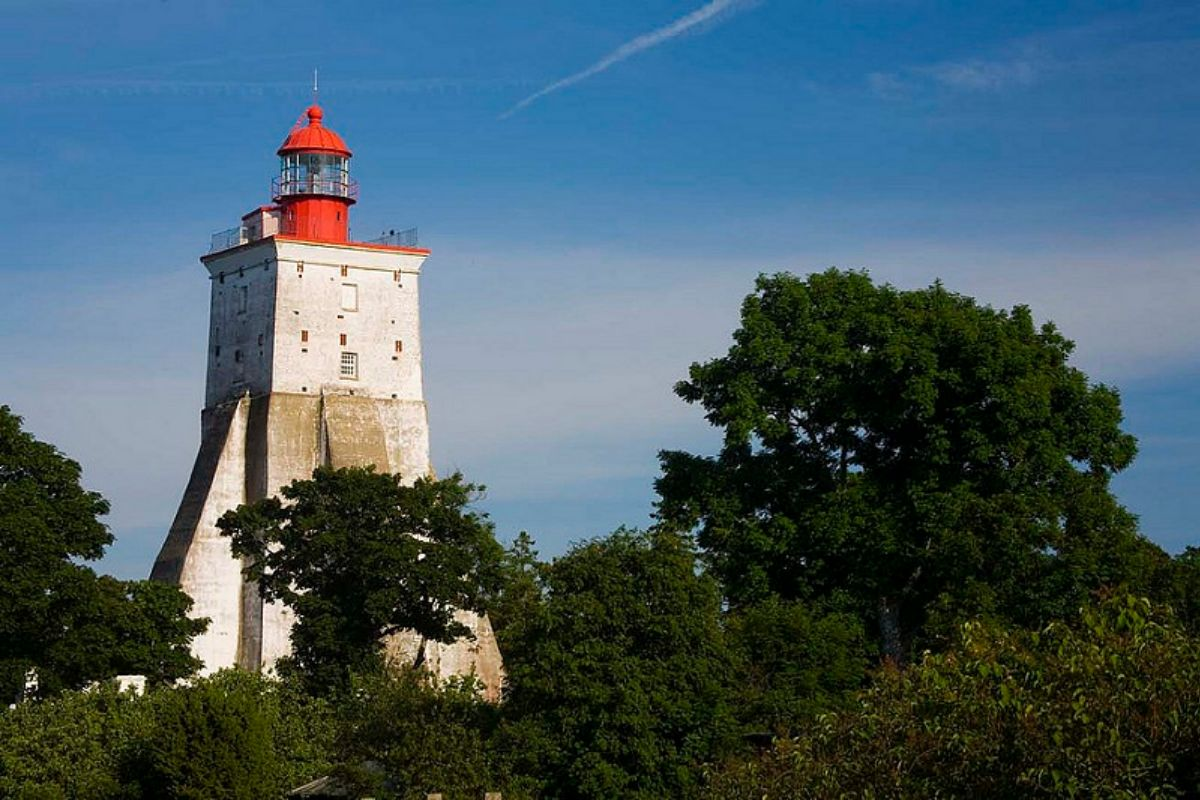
[705,594,1200,799]
[0,671,334,800]
[6,591,1197,799]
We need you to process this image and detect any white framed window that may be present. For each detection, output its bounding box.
[340,283,358,311]
[340,352,358,379]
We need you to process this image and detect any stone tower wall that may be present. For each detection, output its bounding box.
[153,237,503,697]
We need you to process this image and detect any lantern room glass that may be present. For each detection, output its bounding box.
[279,153,351,198]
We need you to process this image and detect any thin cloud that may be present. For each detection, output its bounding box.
[500,0,759,119]
[870,53,1040,99]
[919,56,1038,90]
[0,77,529,102]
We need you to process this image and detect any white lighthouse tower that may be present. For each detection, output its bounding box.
[152,103,503,698]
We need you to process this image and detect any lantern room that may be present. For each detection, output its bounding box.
[271,104,358,242]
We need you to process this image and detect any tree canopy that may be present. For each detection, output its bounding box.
[657,270,1153,660]
[0,405,204,698]
[499,528,738,800]
[0,670,335,800]
[706,594,1200,799]
[219,467,504,694]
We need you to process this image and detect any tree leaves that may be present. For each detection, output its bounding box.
[219,468,504,695]
[0,406,204,697]
[657,270,1153,659]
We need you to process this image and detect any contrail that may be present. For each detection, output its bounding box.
[500,0,758,119]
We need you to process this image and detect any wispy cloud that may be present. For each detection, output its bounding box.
[500,0,759,119]
[0,77,530,103]
[870,51,1041,99]
[919,56,1038,91]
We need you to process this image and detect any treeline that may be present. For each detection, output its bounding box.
[2,270,1200,799]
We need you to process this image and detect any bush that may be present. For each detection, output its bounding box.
[706,594,1200,798]
[0,671,334,800]
[333,668,507,800]
[0,683,152,799]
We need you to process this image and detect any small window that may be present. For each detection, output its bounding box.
[238,285,248,313]
[257,333,264,346]
[214,345,221,358]
[234,349,243,363]
[300,330,309,343]
[393,270,401,283]
[339,333,347,346]
[340,352,358,379]
[394,340,403,353]
[340,283,358,311]
[297,262,304,275]
[340,265,349,277]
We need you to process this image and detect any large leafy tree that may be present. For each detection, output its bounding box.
[657,270,1151,660]
[0,405,204,697]
[499,528,737,800]
[219,467,504,694]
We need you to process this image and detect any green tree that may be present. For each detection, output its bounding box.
[0,683,153,799]
[0,406,204,698]
[657,270,1151,660]
[132,671,335,800]
[1153,546,1200,634]
[334,668,506,800]
[725,598,869,735]
[487,531,544,653]
[219,467,504,694]
[705,594,1200,799]
[500,528,737,800]
[43,576,206,690]
[0,671,334,800]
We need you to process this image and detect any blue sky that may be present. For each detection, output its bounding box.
[0,0,1197,578]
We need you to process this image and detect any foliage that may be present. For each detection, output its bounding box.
[219,467,504,694]
[499,528,738,800]
[725,598,870,735]
[488,531,544,653]
[0,405,204,698]
[133,670,335,800]
[43,576,206,690]
[0,683,152,800]
[135,675,278,799]
[334,668,508,800]
[0,671,335,800]
[657,270,1151,660]
[1158,546,1200,634]
[705,594,1200,799]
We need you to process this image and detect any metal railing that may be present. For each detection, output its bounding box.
[271,175,359,201]
[209,226,245,253]
[365,227,419,248]
[209,222,418,253]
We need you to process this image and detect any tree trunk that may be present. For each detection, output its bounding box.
[878,595,904,666]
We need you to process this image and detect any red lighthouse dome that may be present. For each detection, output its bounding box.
[272,104,357,242]
[278,105,352,157]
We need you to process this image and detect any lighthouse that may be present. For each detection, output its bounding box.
[151,103,503,697]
